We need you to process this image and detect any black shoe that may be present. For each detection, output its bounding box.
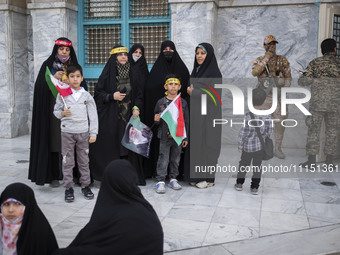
[81,186,94,200]
[324,155,335,170]
[299,155,316,169]
[50,180,60,188]
[65,188,74,202]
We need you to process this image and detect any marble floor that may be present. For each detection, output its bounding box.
[1,135,340,254]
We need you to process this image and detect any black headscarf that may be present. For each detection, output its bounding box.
[191,42,222,78]
[29,37,87,185]
[0,183,58,255]
[52,160,163,255]
[143,40,190,126]
[89,45,143,181]
[128,44,149,88]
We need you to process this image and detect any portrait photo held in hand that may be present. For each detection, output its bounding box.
[122,116,153,158]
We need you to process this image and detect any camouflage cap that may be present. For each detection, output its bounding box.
[264,35,278,45]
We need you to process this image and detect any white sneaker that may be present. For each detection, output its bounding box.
[195,181,208,189]
[156,182,166,194]
[168,179,182,190]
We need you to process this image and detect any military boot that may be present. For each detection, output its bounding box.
[299,155,316,169]
[324,155,335,170]
[274,140,285,159]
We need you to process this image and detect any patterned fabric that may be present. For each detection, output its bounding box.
[116,61,132,124]
[116,61,130,79]
[0,198,25,255]
[298,52,340,156]
[305,111,339,155]
[252,52,292,142]
[252,54,292,89]
[298,52,340,112]
[238,112,274,152]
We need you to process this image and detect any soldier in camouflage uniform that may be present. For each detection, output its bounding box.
[298,38,340,168]
[252,35,292,159]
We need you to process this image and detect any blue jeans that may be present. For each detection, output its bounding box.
[156,138,182,182]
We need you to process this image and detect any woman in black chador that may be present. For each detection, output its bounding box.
[128,43,149,93]
[0,183,59,255]
[185,42,222,189]
[89,46,144,183]
[29,37,87,186]
[52,160,164,255]
[143,40,190,178]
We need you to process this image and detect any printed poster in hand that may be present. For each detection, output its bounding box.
[121,116,153,158]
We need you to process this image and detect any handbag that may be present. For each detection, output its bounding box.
[249,112,274,160]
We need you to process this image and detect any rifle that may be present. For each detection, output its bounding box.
[261,65,276,94]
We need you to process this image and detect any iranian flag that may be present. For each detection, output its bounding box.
[160,94,187,146]
[45,67,73,98]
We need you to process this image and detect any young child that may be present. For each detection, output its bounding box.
[0,183,58,255]
[54,64,98,202]
[235,88,274,195]
[154,74,189,194]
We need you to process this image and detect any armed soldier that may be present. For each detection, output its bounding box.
[298,38,340,169]
[252,35,292,159]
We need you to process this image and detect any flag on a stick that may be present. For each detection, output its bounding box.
[45,67,59,98]
[45,66,73,98]
[160,94,187,146]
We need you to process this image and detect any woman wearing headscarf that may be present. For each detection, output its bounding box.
[128,43,149,92]
[89,46,144,183]
[143,40,190,178]
[0,183,59,255]
[29,37,87,186]
[185,42,222,188]
[52,160,164,255]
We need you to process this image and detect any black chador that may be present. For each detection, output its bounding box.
[143,40,190,177]
[29,37,87,185]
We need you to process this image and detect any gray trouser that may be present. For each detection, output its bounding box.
[61,132,91,189]
[156,138,182,182]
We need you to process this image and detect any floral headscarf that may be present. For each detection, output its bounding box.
[1,198,25,255]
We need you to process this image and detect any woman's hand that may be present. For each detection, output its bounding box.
[132,109,140,119]
[187,84,194,96]
[54,71,64,80]
[114,91,126,101]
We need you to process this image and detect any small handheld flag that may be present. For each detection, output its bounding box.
[160,94,187,146]
[45,66,73,108]
[45,67,59,98]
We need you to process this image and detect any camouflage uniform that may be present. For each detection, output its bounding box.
[252,35,292,159]
[298,52,340,156]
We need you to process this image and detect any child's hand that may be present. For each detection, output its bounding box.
[89,136,96,144]
[114,91,126,101]
[182,140,188,148]
[62,107,71,117]
[238,149,242,153]
[132,109,140,119]
[154,114,160,122]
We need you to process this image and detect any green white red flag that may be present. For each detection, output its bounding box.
[45,67,73,98]
[160,94,187,146]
